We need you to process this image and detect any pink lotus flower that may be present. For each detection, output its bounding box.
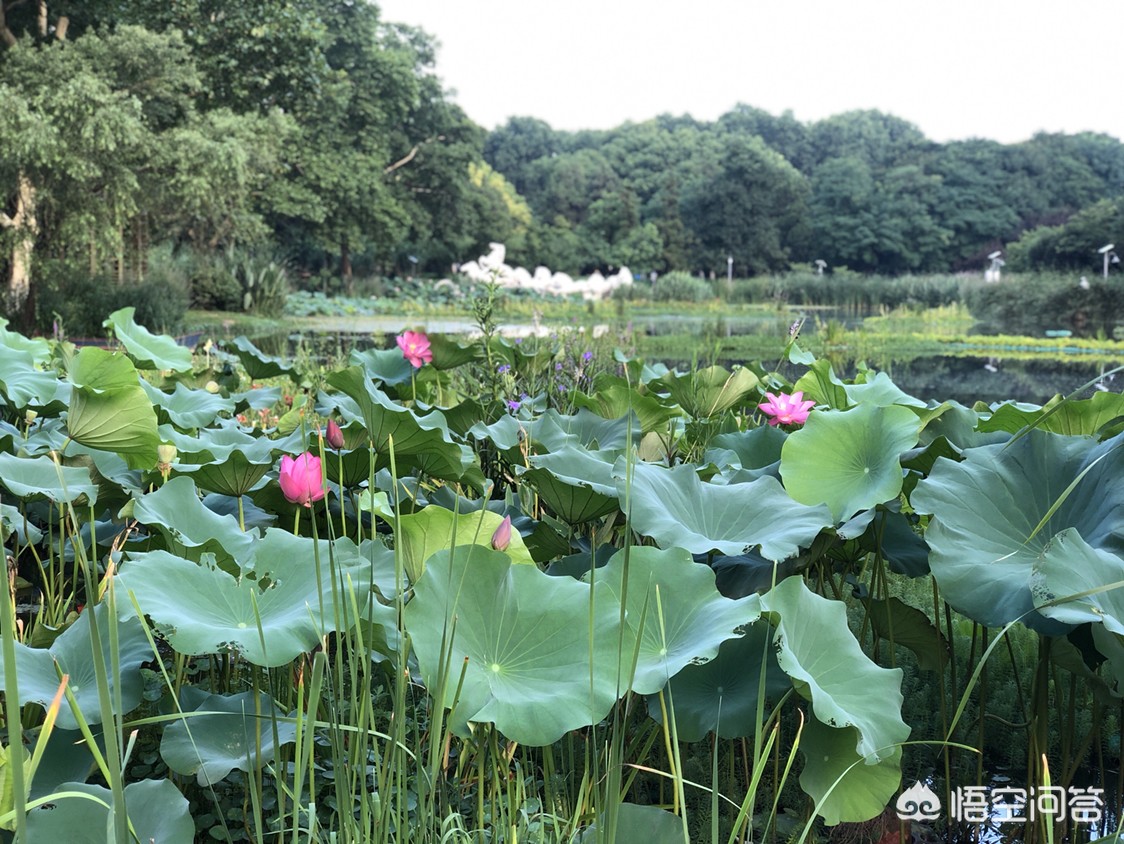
[279,453,326,507]
[758,391,815,427]
[396,330,433,368]
[491,515,512,552]
[325,418,345,450]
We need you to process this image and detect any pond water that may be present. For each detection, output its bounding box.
[261,312,1124,407]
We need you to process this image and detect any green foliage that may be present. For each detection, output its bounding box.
[965,272,1124,337]
[651,270,714,302]
[37,269,188,337]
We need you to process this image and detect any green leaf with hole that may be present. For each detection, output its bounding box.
[781,404,920,521]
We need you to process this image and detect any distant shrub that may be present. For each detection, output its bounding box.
[38,268,187,337]
[652,271,714,303]
[965,272,1123,337]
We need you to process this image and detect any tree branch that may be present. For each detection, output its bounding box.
[384,145,419,175]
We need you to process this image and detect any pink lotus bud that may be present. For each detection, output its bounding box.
[491,515,512,552]
[279,452,326,508]
[325,418,345,450]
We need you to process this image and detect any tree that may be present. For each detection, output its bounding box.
[680,136,810,275]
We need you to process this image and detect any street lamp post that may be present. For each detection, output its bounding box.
[1099,244,1119,279]
[727,256,733,282]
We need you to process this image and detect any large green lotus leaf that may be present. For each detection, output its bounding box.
[799,716,904,825]
[533,408,639,452]
[227,335,295,380]
[426,333,483,370]
[160,690,297,786]
[842,371,926,409]
[572,377,679,434]
[349,346,415,386]
[118,531,372,667]
[66,349,159,470]
[404,545,620,746]
[578,803,686,844]
[780,404,920,522]
[910,431,1124,633]
[519,444,620,525]
[398,505,534,581]
[1,501,44,545]
[760,576,909,764]
[141,379,234,429]
[1031,528,1124,635]
[67,347,141,392]
[1092,625,1124,694]
[0,603,150,731]
[0,355,69,412]
[25,778,193,844]
[0,317,50,362]
[792,358,849,409]
[622,462,832,561]
[165,423,275,464]
[591,546,761,694]
[467,414,528,463]
[327,367,472,483]
[648,620,786,742]
[857,509,930,577]
[705,425,787,479]
[0,453,98,505]
[184,447,275,498]
[865,597,949,671]
[131,476,255,563]
[980,392,1124,437]
[657,365,758,419]
[104,307,193,372]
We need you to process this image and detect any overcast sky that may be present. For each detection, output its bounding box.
[374,0,1124,144]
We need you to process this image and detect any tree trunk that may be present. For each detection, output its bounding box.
[1,175,38,320]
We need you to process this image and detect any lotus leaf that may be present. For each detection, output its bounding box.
[648,620,785,742]
[519,445,620,525]
[0,603,150,731]
[404,545,620,745]
[141,379,234,429]
[911,431,1124,633]
[705,425,787,480]
[572,377,678,434]
[0,453,98,505]
[1031,527,1124,635]
[657,365,758,419]
[842,371,926,408]
[792,358,849,409]
[759,576,909,764]
[327,367,479,487]
[25,778,193,843]
[578,803,686,843]
[798,716,905,825]
[980,391,1124,437]
[591,546,761,694]
[160,690,297,785]
[66,349,160,470]
[621,462,832,560]
[227,335,295,380]
[397,504,535,581]
[426,334,483,370]
[0,355,68,412]
[865,597,949,671]
[780,404,920,522]
[0,317,50,362]
[349,346,415,386]
[103,307,193,372]
[118,531,375,667]
[131,476,255,563]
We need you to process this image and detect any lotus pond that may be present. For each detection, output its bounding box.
[0,307,1122,843]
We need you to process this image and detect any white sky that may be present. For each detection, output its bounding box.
[375,0,1124,144]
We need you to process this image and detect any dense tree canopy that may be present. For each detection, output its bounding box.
[5,0,1124,328]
